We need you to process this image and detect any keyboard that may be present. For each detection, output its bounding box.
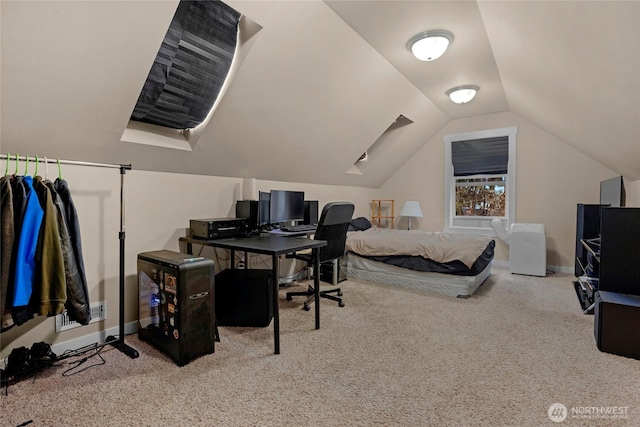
[280,224,317,232]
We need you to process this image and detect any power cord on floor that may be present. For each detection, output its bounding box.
[58,342,107,376]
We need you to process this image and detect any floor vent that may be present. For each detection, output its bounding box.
[55,301,107,332]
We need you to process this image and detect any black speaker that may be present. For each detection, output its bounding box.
[594,290,640,360]
[215,269,273,327]
[236,200,259,231]
[304,200,319,225]
[137,250,215,366]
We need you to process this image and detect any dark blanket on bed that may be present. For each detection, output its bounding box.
[353,239,495,276]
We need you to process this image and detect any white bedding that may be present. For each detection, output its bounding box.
[345,228,493,269]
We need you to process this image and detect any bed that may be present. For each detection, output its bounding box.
[344,218,495,298]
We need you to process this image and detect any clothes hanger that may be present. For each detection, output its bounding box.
[44,156,50,180]
[34,156,39,177]
[14,154,19,175]
[4,153,9,177]
[57,158,63,180]
[23,155,29,176]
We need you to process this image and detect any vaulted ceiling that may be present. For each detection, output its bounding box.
[2,1,639,187]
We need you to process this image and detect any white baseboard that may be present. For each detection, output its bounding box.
[1,321,139,370]
[50,321,139,358]
[493,260,573,275]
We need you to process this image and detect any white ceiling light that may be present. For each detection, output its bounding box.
[446,85,480,104]
[407,30,454,61]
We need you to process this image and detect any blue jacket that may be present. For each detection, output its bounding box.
[13,176,44,307]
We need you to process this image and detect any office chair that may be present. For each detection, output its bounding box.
[286,202,355,311]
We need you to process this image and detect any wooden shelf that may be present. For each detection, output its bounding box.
[371,199,394,228]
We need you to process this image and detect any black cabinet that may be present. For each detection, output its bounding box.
[594,291,640,360]
[574,204,607,313]
[574,204,605,276]
[599,208,640,295]
[573,205,640,359]
[573,205,640,313]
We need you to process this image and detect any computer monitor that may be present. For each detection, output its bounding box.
[269,190,304,224]
[258,191,270,225]
[600,176,625,207]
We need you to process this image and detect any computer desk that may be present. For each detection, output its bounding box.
[179,234,327,354]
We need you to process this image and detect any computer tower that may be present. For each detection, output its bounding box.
[138,250,215,366]
[304,200,319,225]
[215,269,273,327]
[320,258,346,285]
[595,291,640,360]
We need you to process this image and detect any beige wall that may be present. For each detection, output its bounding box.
[378,111,620,270]
[1,116,635,357]
[0,164,374,359]
[626,179,640,207]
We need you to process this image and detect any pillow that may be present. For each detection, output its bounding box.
[348,217,372,231]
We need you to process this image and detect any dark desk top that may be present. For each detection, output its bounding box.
[179,234,326,256]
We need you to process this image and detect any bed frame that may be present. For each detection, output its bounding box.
[344,252,492,298]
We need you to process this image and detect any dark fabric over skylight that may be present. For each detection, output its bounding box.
[131,0,241,130]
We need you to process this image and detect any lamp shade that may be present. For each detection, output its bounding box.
[242,177,256,200]
[400,201,423,218]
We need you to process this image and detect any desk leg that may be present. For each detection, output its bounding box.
[314,248,320,330]
[272,254,280,354]
[186,242,193,255]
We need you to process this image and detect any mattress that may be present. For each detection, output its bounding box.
[344,252,492,298]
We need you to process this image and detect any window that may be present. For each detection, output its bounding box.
[455,175,505,217]
[444,127,517,235]
[122,0,242,150]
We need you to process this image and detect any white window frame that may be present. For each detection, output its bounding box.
[444,126,517,235]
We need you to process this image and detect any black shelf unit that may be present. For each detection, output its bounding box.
[573,205,640,314]
[574,204,607,313]
[599,208,640,295]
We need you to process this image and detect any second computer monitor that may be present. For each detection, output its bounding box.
[258,191,270,225]
[269,190,304,224]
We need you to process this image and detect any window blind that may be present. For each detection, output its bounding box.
[451,136,509,176]
[131,0,241,130]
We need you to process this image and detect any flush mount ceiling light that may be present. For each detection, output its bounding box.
[446,85,480,104]
[406,30,454,61]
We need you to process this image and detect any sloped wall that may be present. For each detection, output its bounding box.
[378,111,619,271]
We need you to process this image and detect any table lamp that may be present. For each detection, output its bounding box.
[400,200,423,230]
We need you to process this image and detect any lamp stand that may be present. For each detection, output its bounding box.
[407,216,413,230]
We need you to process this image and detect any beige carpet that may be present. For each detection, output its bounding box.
[2,267,640,426]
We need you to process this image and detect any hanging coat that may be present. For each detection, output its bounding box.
[12,176,43,325]
[54,178,90,318]
[45,179,90,324]
[1,176,15,330]
[32,176,66,317]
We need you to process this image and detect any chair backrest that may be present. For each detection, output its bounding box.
[314,202,355,263]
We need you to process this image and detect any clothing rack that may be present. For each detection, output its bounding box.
[1,154,139,359]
